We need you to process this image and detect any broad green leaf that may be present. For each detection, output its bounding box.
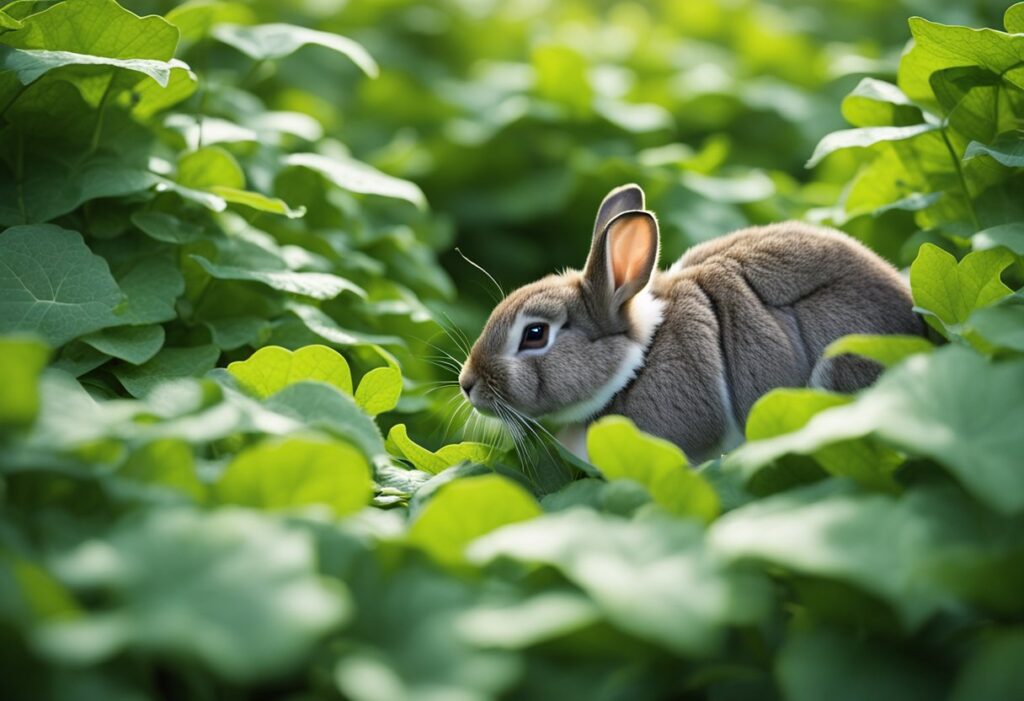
[777,628,943,701]
[354,366,402,416]
[0,45,175,87]
[586,416,718,523]
[910,244,1013,326]
[117,438,205,502]
[898,18,1024,108]
[711,480,1024,627]
[192,255,364,300]
[965,134,1024,167]
[973,223,1024,255]
[37,508,349,682]
[130,211,203,244]
[285,302,402,348]
[806,124,937,167]
[0,224,123,346]
[227,344,353,399]
[113,345,219,398]
[204,316,270,351]
[165,0,256,42]
[82,325,164,365]
[743,389,902,491]
[211,23,378,77]
[1008,3,1024,33]
[841,78,923,127]
[285,152,426,209]
[966,293,1024,352]
[823,334,935,367]
[209,186,305,218]
[950,630,1024,701]
[408,474,541,566]
[726,346,1024,514]
[128,59,196,118]
[0,335,49,427]
[178,146,245,190]
[455,591,601,649]
[469,509,771,655]
[112,256,185,325]
[264,381,385,459]
[387,424,493,474]
[215,436,372,516]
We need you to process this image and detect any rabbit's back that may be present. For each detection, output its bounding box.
[608,222,922,460]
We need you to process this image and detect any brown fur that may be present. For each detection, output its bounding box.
[460,185,924,462]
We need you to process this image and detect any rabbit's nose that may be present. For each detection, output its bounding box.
[460,376,476,397]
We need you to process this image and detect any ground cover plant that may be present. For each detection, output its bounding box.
[1,0,1023,699]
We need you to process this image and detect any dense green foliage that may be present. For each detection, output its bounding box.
[1,0,1024,699]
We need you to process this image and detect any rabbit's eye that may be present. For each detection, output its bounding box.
[519,322,550,351]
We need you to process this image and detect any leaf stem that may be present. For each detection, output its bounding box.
[940,125,980,232]
[90,76,116,153]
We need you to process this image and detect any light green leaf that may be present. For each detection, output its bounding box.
[82,325,164,365]
[117,438,205,502]
[285,152,426,209]
[840,78,922,127]
[0,335,50,428]
[823,334,935,367]
[964,134,1024,167]
[165,0,256,42]
[387,424,493,474]
[455,591,601,649]
[910,244,1013,326]
[725,346,1024,514]
[469,509,770,655]
[285,302,401,348]
[0,225,123,346]
[227,344,353,399]
[408,474,541,566]
[215,436,372,516]
[211,23,378,77]
[354,366,402,416]
[1008,3,1024,33]
[178,146,245,190]
[0,45,175,87]
[209,186,305,218]
[113,345,219,398]
[264,381,385,459]
[129,59,197,118]
[806,124,937,168]
[586,416,718,523]
[192,255,364,300]
[38,508,349,682]
[130,211,203,244]
[973,223,1024,255]
[966,293,1024,352]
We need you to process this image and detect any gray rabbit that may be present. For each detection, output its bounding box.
[458,184,923,462]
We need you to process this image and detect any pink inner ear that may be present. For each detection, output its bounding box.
[610,217,653,289]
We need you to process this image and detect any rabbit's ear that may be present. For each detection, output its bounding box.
[593,184,645,237]
[584,211,659,311]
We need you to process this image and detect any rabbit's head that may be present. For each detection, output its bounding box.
[459,184,664,423]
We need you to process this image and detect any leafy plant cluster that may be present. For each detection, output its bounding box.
[1,1,1024,700]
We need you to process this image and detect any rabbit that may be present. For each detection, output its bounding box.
[458,184,924,463]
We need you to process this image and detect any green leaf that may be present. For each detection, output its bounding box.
[387,424,493,474]
[823,334,935,367]
[1007,3,1024,33]
[973,223,1024,255]
[192,255,365,300]
[0,45,175,87]
[841,78,923,127]
[777,628,944,701]
[112,256,185,325]
[113,345,219,398]
[165,0,256,42]
[586,416,718,523]
[178,146,245,190]
[37,508,349,683]
[284,152,427,209]
[228,344,353,398]
[964,134,1024,167]
[455,591,601,649]
[82,324,164,365]
[469,509,770,655]
[130,211,203,244]
[285,302,402,348]
[910,244,1013,326]
[0,335,50,428]
[408,474,541,566]
[215,436,372,516]
[264,381,386,460]
[726,346,1024,515]
[966,293,1024,352]
[128,59,196,118]
[211,23,378,77]
[117,438,205,502]
[209,186,305,218]
[204,316,270,351]
[354,366,402,416]
[806,124,937,167]
[950,630,1024,701]
[0,224,123,346]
